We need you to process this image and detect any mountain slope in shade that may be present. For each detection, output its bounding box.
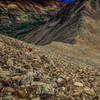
[22,0,100,48]
[0,0,60,39]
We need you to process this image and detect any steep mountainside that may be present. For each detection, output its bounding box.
[0,0,60,39]
[22,0,100,48]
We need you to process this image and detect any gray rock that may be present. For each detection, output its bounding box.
[36,83,55,95]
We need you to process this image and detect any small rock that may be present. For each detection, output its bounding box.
[4,87,15,93]
[7,59,13,66]
[73,88,83,95]
[61,87,66,91]
[36,83,54,95]
[16,90,27,98]
[32,97,40,100]
[12,76,21,80]
[66,77,70,81]
[32,56,41,62]
[83,87,95,95]
[74,82,83,87]
[57,77,65,83]
[7,4,18,9]
[25,52,31,56]
[40,55,50,64]
[21,71,34,85]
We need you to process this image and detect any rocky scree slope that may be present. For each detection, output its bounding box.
[0,34,100,99]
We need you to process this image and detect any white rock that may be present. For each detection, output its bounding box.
[57,77,64,83]
[25,52,31,56]
[61,87,66,91]
[74,82,83,87]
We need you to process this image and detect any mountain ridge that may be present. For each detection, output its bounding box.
[22,0,100,48]
[0,0,60,38]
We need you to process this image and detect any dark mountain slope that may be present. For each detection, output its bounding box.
[0,0,60,39]
[22,0,100,47]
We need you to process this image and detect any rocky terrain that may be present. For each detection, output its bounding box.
[0,34,100,100]
[0,0,100,100]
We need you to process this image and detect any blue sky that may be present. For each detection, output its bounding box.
[56,0,75,3]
